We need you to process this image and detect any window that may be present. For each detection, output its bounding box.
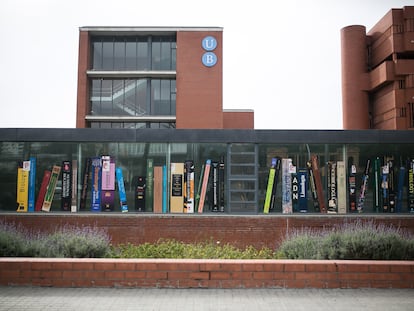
[90,79,175,116]
[91,35,175,71]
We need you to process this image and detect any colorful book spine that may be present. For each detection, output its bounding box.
[219,155,225,212]
[307,160,319,212]
[79,158,91,211]
[198,160,211,213]
[71,160,78,212]
[170,163,184,213]
[264,158,277,214]
[162,165,167,213]
[396,163,405,213]
[291,172,299,212]
[381,162,389,212]
[373,157,381,213]
[115,167,128,212]
[153,166,163,213]
[282,158,293,214]
[61,160,72,211]
[42,165,61,212]
[135,176,146,212]
[16,161,30,212]
[211,161,219,212]
[35,170,51,212]
[90,157,102,212]
[336,161,347,214]
[407,159,414,213]
[327,162,337,214]
[357,159,371,213]
[311,155,326,213]
[297,169,308,213]
[387,157,395,213]
[195,164,205,212]
[184,160,195,213]
[101,156,115,212]
[348,159,357,212]
[28,157,36,212]
[146,159,154,212]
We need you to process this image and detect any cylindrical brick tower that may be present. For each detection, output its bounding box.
[341,25,370,129]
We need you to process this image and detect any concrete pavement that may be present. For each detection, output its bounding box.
[0,287,413,311]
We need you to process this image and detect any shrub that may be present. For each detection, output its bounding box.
[112,239,275,259]
[0,222,111,258]
[279,220,414,260]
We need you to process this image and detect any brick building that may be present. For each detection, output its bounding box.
[76,27,254,129]
[341,6,414,129]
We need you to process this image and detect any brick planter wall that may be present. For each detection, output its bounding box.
[1,214,413,249]
[1,258,413,289]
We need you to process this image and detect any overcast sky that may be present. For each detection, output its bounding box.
[0,0,412,129]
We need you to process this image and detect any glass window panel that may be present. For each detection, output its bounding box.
[102,40,114,70]
[152,40,161,70]
[136,79,147,115]
[92,40,102,69]
[161,42,171,70]
[101,80,113,115]
[137,40,148,70]
[91,79,101,115]
[171,44,176,70]
[124,80,136,115]
[125,39,137,70]
[112,80,125,115]
[114,39,125,69]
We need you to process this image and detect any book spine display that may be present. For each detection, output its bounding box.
[162,165,167,213]
[28,157,36,212]
[373,157,381,213]
[42,165,61,212]
[408,159,414,213]
[71,160,78,212]
[263,158,278,214]
[153,166,163,213]
[212,161,219,212]
[16,161,30,212]
[327,162,337,214]
[336,161,347,214]
[387,157,395,213]
[135,176,146,212]
[282,158,293,214]
[184,160,195,213]
[396,162,405,213]
[381,161,389,213]
[115,167,128,212]
[170,163,184,213]
[348,159,357,212]
[79,158,91,211]
[311,155,326,213]
[357,159,371,213]
[291,172,299,212]
[195,164,205,212]
[307,160,319,212]
[198,160,211,213]
[219,155,225,212]
[35,170,51,212]
[297,169,308,212]
[101,156,115,212]
[61,160,72,211]
[90,157,102,212]
[146,159,154,212]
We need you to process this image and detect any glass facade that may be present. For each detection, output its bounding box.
[1,129,414,215]
[89,35,177,128]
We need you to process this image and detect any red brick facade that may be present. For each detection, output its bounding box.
[1,258,413,288]
[341,6,414,129]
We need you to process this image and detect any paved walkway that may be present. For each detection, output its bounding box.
[0,287,413,310]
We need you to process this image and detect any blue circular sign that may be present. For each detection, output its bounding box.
[202,36,217,51]
[202,52,217,67]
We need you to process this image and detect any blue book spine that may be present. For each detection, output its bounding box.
[162,165,167,213]
[298,169,308,212]
[28,157,36,212]
[115,167,128,212]
[91,157,102,212]
[396,166,405,213]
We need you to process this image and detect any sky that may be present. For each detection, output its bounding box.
[0,0,412,129]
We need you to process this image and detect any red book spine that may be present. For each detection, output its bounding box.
[35,170,51,211]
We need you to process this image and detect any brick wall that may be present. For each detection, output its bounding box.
[1,258,413,289]
[1,214,413,249]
